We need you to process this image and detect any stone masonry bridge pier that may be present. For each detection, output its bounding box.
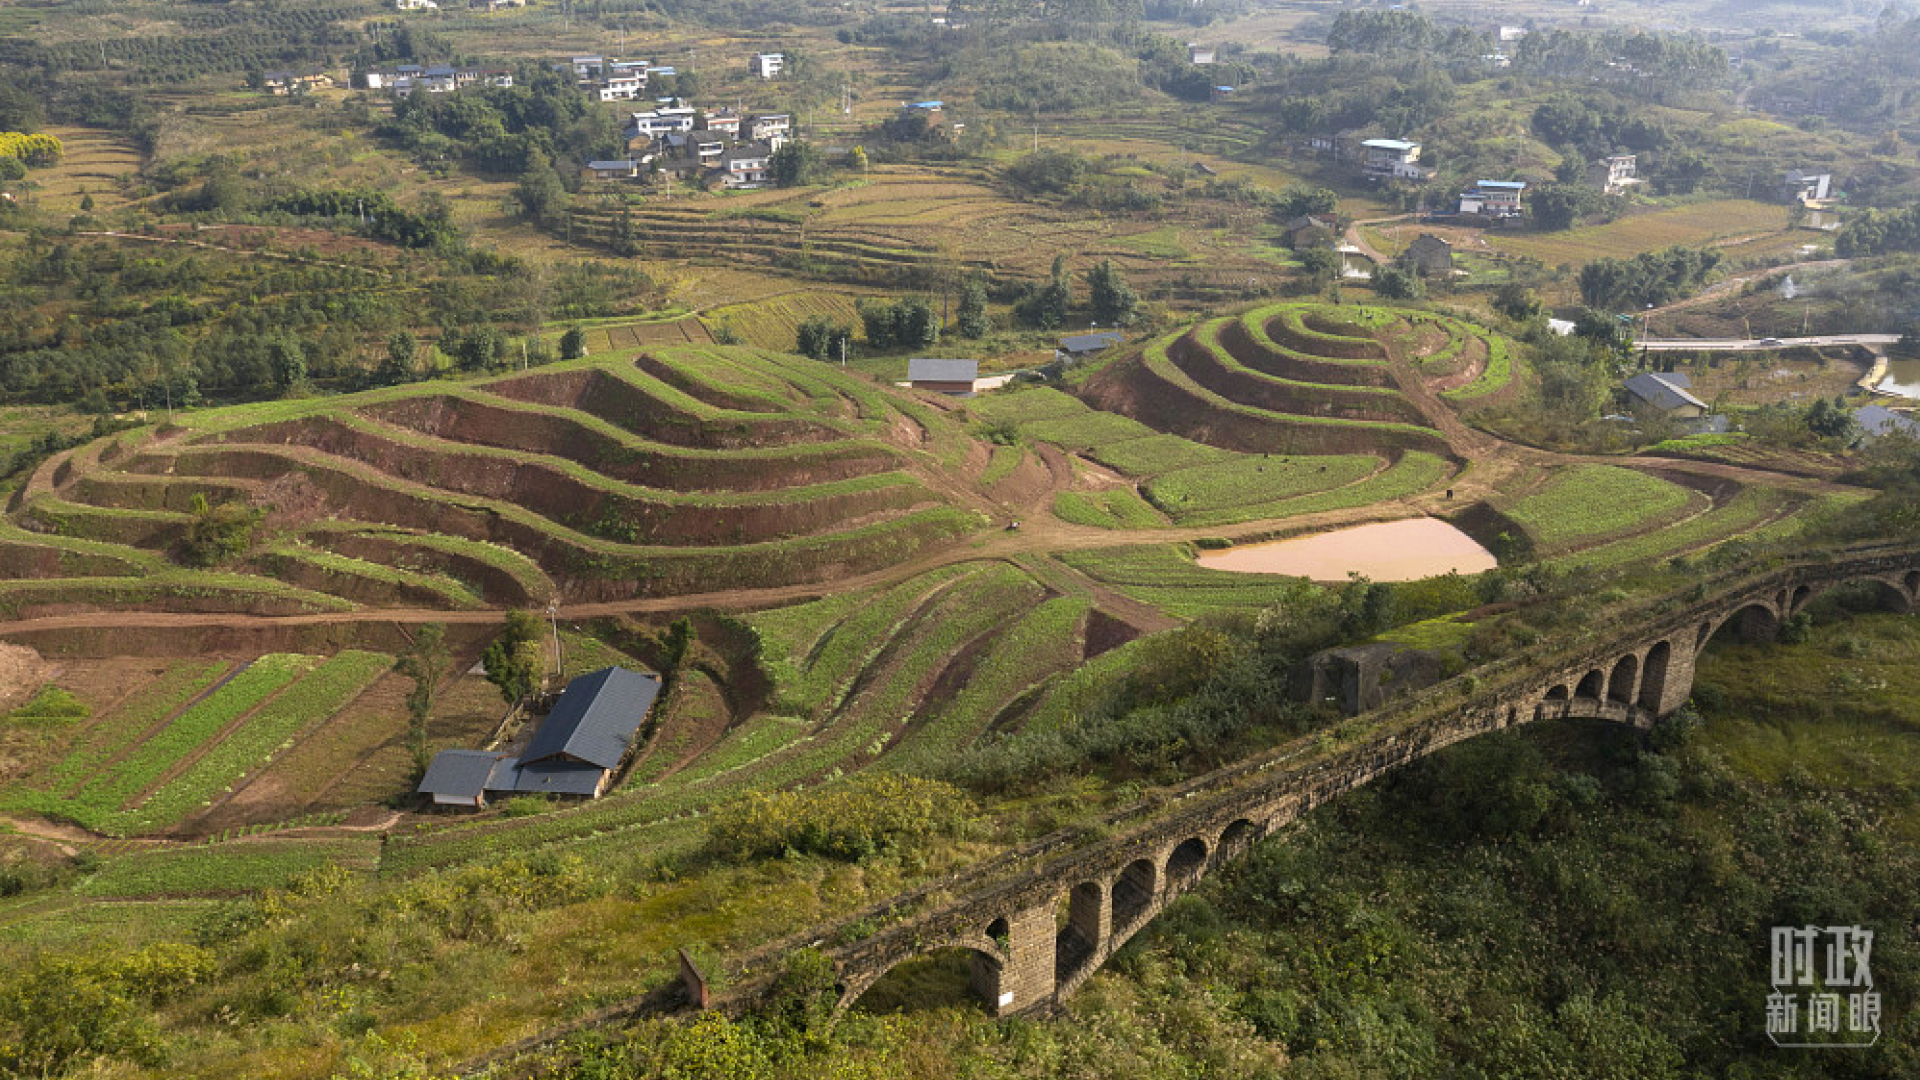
[823,544,1920,1017]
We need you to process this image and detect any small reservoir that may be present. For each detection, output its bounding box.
[1878,358,1920,400]
[1196,517,1498,581]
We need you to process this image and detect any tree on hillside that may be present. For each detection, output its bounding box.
[1272,184,1339,223]
[1018,256,1073,329]
[1298,246,1341,288]
[858,298,938,349]
[559,325,587,360]
[1375,265,1424,300]
[395,623,449,777]
[1086,259,1139,327]
[956,273,991,339]
[796,316,853,360]
[1528,182,1598,231]
[378,331,418,386]
[1493,283,1545,325]
[179,494,260,567]
[513,150,569,231]
[266,337,307,395]
[482,609,544,705]
[770,142,823,187]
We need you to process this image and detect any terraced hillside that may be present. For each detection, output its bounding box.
[963,303,1529,529]
[1081,302,1522,459]
[0,346,991,615]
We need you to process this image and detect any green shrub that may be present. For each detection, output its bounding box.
[7,686,87,724]
[702,773,973,863]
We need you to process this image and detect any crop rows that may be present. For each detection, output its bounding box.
[1058,545,1322,621]
[18,655,313,835]
[75,838,378,899]
[1550,486,1791,570]
[888,595,1092,768]
[1173,451,1453,528]
[1505,465,1696,551]
[34,661,231,797]
[1053,489,1166,529]
[122,651,392,834]
[1144,454,1382,520]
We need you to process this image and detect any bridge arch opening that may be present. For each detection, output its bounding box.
[1215,819,1259,866]
[1608,654,1638,705]
[1869,579,1915,614]
[1576,669,1606,699]
[1166,837,1208,887]
[1791,584,1812,612]
[1112,858,1156,932]
[1720,603,1780,644]
[849,947,1001,1016]
[1906,570,1919,598]
[985,917,1008,943]
[1056,882,1105,984]
[1638,641,1672,712]
[1545,685,1569,700]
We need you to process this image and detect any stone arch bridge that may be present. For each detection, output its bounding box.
[823,544,1920,1017]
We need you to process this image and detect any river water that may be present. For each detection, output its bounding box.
[1196,517,1498,581]
[1879,359,1920,399]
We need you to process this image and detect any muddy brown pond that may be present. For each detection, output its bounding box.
[1196,517,1498,581]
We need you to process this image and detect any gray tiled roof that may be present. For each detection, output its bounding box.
[1058,331,1125,354]
[1624,371,1708,412]
[908,358,978,383]
[521,666,661,771]
[418,750,512,799]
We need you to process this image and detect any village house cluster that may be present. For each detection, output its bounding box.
[585,104,792,189]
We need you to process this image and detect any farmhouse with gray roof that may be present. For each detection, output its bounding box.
[417,666,662,808]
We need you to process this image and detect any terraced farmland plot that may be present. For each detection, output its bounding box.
[74,837,379,898]
[1054,489,1166,529]
[1144,454,1383,524]
[1504,465,1698,552]
[9,653,390,836]
[1083,310,1450,459]
[703,291,864,352]
[12,654,315,835]
[1058,546,1321,621]
[1484,200,1791,263]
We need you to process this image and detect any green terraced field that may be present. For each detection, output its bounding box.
[1506,465,1696,550]
[1144,454,1382,520]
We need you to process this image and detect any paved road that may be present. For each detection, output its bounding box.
[1639,334,1900,351]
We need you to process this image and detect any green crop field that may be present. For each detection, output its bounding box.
[1053,488,1166,529]
[1144,454,1382,521]
[1506,465,1697,550]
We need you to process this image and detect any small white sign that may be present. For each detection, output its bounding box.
[998,991,1015,1007]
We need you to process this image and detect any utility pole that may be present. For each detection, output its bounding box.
[546,598,564,683]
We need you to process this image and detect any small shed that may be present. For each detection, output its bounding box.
[1282,214,1337,249]
[417,750,516,808]
[908,358,980,395]
[1058,331,1125,358]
